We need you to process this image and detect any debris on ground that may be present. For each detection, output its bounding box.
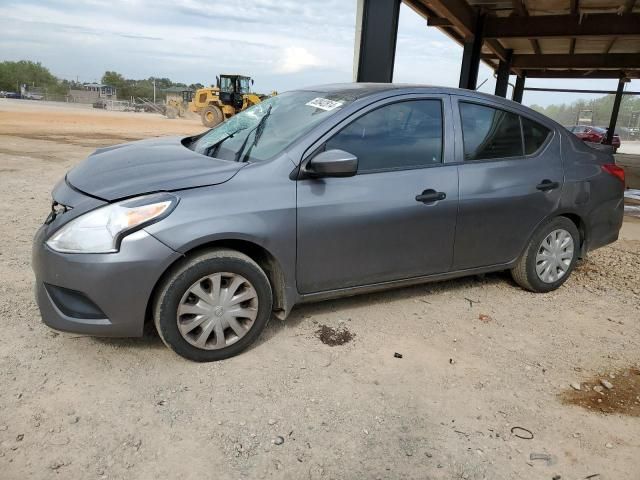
[560,367,640,416]
[478,313,492,323]
[315,325,354,346]
[570,382,581,391]
[394,352,403,359]
[600,379,614,390]
[510,426,534,440]
[272,436,285,445]
[464,297,480,308]
[529,452,556,465]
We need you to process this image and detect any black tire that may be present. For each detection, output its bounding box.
[511,217,580,293]
[201,105,223,128]
[153,249,273,362]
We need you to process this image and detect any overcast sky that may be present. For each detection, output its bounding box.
[0,0,637,108]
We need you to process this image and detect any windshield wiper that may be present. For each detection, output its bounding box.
[234,105,273,163]
[204,126,247,158]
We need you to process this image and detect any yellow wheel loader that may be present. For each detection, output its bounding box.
[189,74,264,128]
[164,89,195,119]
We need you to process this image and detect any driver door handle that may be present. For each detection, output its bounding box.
[536,179,560,192]
[415,189,446,204]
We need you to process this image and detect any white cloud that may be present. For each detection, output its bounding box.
[278,47,324,74]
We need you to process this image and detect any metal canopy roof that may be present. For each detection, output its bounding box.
[404,0,640,79]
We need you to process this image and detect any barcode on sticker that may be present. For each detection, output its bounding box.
[305,97,343,111]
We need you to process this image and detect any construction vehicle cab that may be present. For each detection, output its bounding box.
[218,75,253,110]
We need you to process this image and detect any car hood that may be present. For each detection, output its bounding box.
[66,136,245,201]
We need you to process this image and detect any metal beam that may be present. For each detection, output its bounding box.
[523,70,639,79]
[512,75,526,103]
[510,1,542,55]
[524,87,640,95]
[495,50,513,97]
[569,0,579,53]
[606,79,626,145]
[353,0,401,83]
[602,0,636,55]
[405,0,510,68]
[511,54,640,69]
[484,13,640,39]
[426,17,453,27]
[459,13,485,90]
[426,0,476,37]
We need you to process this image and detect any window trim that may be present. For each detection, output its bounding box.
[456,99,554,163]
[321,98,446,175]
[520,115,553,158]
[296,93,455,179]
[458,100,524,162]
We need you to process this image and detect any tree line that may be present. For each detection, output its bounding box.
[531,94,640,129]
[0,60,206,101]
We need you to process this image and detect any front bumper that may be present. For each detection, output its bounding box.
[32,226,181,337]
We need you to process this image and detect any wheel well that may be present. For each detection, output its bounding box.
[559,213,586,255]
[147,239,287,324]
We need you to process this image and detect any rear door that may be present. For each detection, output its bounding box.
[296,94,459,294]
[451,97,563,270]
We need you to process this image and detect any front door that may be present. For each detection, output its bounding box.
[296,96,459,294]
[451,97,564,270]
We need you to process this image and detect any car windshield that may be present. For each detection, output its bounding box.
[189,90,354,162]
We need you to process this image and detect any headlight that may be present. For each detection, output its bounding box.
[46,193,178,253]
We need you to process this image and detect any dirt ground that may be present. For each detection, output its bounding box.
[1,99,639,480]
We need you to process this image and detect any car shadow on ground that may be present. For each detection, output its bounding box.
[90,271,513,354]
[253,270,512,349]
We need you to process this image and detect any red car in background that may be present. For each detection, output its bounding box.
[566,125,621,153]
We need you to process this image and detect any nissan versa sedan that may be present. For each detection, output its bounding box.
[32,84,625,361]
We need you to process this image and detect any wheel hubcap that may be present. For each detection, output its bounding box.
[535,229,574,284]
[177,272,258,350]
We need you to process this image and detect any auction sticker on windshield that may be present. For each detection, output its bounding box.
[305,97,343,111]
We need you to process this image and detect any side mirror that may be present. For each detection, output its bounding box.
[251,79,255,86]
[304,149,358,178]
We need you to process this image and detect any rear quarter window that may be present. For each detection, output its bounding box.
[521,117,551,155]
[459,102,522,161]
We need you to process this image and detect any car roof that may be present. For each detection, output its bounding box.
[296,82,536,108]
[296,83,564,128]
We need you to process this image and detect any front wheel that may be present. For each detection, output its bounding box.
[153,249,273,362]
[201,105,223,128]
[511,217,580,293]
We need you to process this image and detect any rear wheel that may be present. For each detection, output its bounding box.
[201,105,223,128]
[511,217,580,293]
[154,249,273,362]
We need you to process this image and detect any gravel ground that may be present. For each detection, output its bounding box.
[1,99,639,480]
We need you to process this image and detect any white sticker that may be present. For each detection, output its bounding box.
[305,97,343,111]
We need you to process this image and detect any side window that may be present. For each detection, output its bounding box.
[325,100,443,172]
[459,102,522,161]
[521,117,551,155]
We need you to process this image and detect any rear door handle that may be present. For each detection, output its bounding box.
[415,189,446,204]
[536,180,560,192]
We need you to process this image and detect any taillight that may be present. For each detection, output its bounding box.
[602,164,625,183]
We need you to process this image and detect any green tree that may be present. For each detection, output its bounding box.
[532,94,640,129]
[0,60,63,94]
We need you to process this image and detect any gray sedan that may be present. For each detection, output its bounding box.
[32,84,625,361]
